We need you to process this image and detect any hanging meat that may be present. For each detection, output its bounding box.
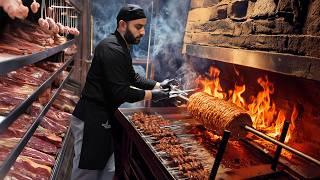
[64,26,70,34]
[69,27,80,36]
[56,22,65,34]
[47,6,53,17]
[30,0,40,14]
[0,0,29,20]
[47,18,59,34]
[38,17,50,31]
[187,92,252,138]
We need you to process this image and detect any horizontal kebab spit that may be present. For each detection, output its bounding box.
[176,91,320,166]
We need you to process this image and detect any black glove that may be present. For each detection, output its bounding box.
[151,89,169,102]
[160,79,177,89]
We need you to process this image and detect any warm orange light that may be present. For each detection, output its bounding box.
[196,67,226,99]
[230,84,246,108]
[195,67,298,147]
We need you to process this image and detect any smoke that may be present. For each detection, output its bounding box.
[152,1,189,57]
[92,0,124,46]
[92,0,192,83]
[151,0,190,81]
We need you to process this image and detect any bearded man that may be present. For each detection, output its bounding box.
[70,4,174,180]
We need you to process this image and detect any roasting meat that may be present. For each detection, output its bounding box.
[187,92,252,138]
[129,112,209,179]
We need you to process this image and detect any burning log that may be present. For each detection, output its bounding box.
[187,92,252,138]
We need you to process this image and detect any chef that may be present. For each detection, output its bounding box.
[70,4,175,180]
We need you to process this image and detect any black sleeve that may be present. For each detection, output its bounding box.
[129,66,157,90]
[99,45,145,104]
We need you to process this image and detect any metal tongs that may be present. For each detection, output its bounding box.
[168,85,197,100]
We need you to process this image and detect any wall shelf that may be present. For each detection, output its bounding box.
[0,40,75,76]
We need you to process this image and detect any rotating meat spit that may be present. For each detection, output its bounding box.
[173,91,320,169]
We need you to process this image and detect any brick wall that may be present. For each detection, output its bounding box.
[183,0,320,58]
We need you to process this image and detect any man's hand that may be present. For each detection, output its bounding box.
[151,89,169,102]
[160,79,176,89]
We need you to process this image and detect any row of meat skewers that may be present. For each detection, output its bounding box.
[130,112,209,180]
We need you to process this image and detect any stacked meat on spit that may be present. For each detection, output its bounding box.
[130,113,209,180]
[187,92,252,138]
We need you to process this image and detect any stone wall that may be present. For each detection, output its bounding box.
[183,0,320,58]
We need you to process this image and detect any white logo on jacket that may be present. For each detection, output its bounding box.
[101,121,111,129]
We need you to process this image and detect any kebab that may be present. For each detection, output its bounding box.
[129,113,209,179]
[187,92,252,138]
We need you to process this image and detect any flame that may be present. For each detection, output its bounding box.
[229,84,246,108]
[196,67,299,146]
[196,67,226,99]
[248,76,277,129]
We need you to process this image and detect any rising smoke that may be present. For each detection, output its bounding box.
[92,0,194,84]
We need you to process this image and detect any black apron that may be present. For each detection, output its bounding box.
[76,98,114,170]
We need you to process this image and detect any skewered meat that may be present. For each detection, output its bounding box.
[129,112,209,179]
[30,0,40,14]
[0,0,29,20]
[187,92,252,138]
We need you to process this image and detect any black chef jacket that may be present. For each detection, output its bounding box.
[72,30,156,169]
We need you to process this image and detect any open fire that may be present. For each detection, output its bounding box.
[195,66,300,158]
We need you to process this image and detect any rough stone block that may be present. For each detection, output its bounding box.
[234,23,242,36]
[287,35,320,58]
[186,22,196,32]
[240,35,288,52]
[187,8,213,22]
[232,20,253,36]
[241,19,253,34]
[191,32,212,45]
[246,0,255,18]
[190,0,204,9]
[203,0,220,7]
[209,5,218,20]
[276,0,307,24]
[277,0,293,12]
[249,0,276,19]
[228,0,249,20]
[183,33,193,44]
[197,19,236,35]
[217,4,228,19]
[253,18,294,34]
[303,0,320,36]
